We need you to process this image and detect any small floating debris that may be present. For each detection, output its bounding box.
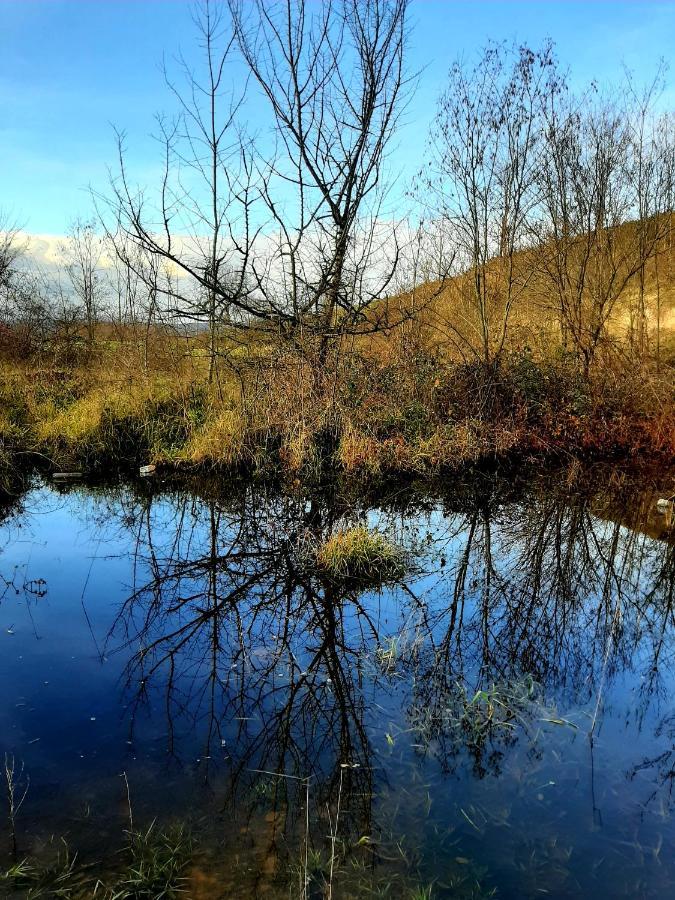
[656,498,674,513]
[53,472,83,482]
[139,464,156,477]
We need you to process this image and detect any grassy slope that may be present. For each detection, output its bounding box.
[374,214,675,364]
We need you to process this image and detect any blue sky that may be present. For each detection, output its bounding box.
[1,0,673,236]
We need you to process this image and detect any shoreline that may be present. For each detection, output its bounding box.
[2,428,674,505]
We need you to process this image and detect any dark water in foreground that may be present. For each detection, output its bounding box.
[1,466,675,898]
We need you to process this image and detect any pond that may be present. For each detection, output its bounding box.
[1,464,674,898]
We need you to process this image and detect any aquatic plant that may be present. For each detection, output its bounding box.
[0,841,89,899]
[316,526,406,584]
[1,823,191,900]
[3,754,29,860]
[407,673,561,778]
[408,886,434,900]
[105,821,191,899]
[376,636,400,671]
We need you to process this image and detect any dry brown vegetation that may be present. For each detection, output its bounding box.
[384,214,675,365]
[1,217,674,485]
[0,246,673,487]
[0,11,673,487]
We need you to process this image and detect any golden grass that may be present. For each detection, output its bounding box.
[186,407,248,468]
[1,346,673,479]
[316,526,405,583]
[374,214,675,366]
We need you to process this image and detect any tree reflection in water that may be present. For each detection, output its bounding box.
[92,467,675,895]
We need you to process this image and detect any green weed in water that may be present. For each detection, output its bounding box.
[105,821,192,899]
[376,636,400,671]
[1,824,191,900]
[0,841,89,899]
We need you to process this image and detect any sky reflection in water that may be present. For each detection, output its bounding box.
[0,468,674,898]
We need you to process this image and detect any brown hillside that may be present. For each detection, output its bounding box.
[376,214,675,366]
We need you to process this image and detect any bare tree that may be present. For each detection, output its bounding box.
[536,82,672,374]
[61,218,104,350]
[0,223,60,361]
[0,212,23,298]
[103,232,165,373]
[625,68,663,356]
[653,113,675,371]
[98,0,415,391]
[623,66,674,361]
[0,215,31,351]
[137,249,163,375]
[106,231,141,333]
[418,41,558,368]
[100,0,260,385]
[230,0,413,364]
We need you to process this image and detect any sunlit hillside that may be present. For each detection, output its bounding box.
[381,214,675,367]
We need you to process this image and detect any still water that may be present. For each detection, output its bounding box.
[1,466,674,898]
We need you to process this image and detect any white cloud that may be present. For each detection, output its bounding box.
[20,233,67,268]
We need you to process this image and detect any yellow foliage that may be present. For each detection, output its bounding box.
[187,408,247,467]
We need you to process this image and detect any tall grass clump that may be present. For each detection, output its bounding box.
[316,526,406,585]
[33,378,208,473]
[0,842,89,899]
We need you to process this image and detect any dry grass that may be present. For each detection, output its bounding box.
[1,277,674,483]
[379,213,675,365]
[1,350,674,481]
[316,526,406,584]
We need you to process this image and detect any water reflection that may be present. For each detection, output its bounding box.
[2,466,675,897]
[103,488,388,865]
